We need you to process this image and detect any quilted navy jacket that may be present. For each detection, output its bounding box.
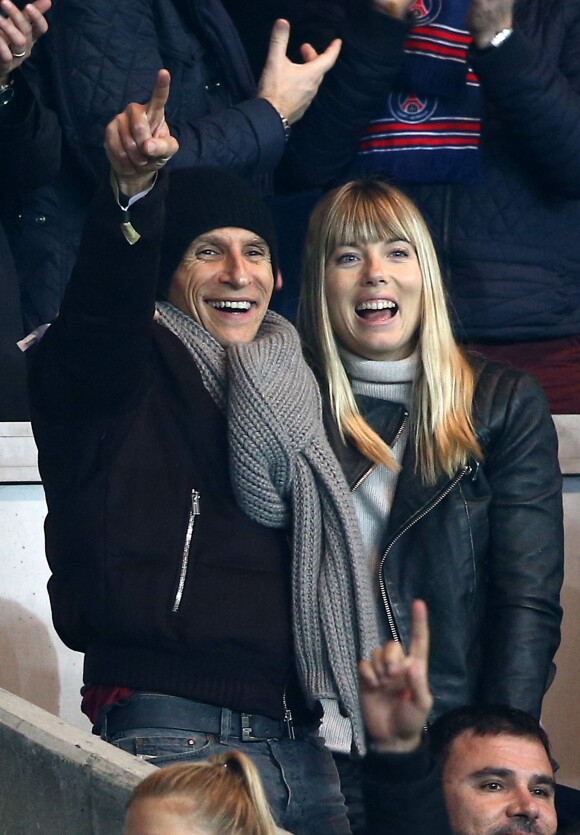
[289,0,580,343]
[15,0,287,330]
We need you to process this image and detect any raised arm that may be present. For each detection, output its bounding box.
[360,601,452,835]
[49,0,339,187]
[30,77,178,416]
[468,0,580,197]
[282,0,413,188]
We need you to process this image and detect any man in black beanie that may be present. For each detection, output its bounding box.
[28,74,357,835]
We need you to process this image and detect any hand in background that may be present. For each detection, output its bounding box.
[372,0,414,21]
[104,69,179,197]
[258,18,341,125]
[359,600,433,754]
[0,0,51,82]
[466,0,514,49]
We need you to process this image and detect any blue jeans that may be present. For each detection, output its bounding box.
[100,697,351,835]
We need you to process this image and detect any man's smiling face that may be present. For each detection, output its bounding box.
[442,731,557,835]
[168,227,275,347]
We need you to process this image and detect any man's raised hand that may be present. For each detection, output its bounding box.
[258,19,341,126]
[359,599,433,753]
[104,69,179,197]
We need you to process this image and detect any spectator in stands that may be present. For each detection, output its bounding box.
[360,599,452,835]
[0,0,59,419]
[289,0,580,412]
[28,78,382,835]
[123,750,285,835]
[13,0,340,332]
[360,601,580,835]
[297,177,564,832]
[430,705,558,835]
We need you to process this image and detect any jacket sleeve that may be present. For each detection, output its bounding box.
[29,175,168,418]
[281,2,409,189]
[479,370,564,718]
[0,68,61,193]
[50,0,286,188]
[362,742,451,835]
[469,3,580,198]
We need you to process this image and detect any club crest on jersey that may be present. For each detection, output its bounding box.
[408,0,442,24]
[388,92,438,123]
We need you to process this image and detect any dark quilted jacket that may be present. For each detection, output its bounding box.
[14,0,287,331]
[290,0,580,343]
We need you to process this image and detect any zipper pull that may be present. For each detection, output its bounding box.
[282,691,296,740]
[284,707,296,740]
[192,490,200,515]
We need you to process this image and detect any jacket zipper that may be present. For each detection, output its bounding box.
[282,689,295,739]
[350,411,409,493]
[378,465,472,644]
[172,489,200,613]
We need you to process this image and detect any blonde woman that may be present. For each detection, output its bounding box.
[124,750,288,835]
[297,179,563,833]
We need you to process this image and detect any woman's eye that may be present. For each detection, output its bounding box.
[389,247,410,258]
[336,252,360,264]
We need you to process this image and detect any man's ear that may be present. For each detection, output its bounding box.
[274,271,283,292]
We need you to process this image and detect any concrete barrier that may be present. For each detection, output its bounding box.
[0,687,155,835]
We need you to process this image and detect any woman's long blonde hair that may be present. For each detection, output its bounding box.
[297,179,481,484]
[125,750,279,835]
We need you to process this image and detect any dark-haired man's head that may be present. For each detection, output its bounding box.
[430,705,557,835]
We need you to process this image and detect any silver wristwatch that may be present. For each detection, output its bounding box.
[490,27,513,48]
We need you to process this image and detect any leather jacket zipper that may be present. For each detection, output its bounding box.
[378,464,472,644]
[172,489,200,613]
[350,411,409,493]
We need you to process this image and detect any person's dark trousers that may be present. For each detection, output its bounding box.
[98,692,352,835]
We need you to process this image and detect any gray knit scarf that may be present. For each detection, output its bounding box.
[157,302,379,754]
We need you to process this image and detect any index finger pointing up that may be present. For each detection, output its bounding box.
[146,69,171,126]
[408,599,430,664]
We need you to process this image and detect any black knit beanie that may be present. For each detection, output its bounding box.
[157,167,279,298]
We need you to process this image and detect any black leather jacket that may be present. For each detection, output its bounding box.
[328,356,563,720]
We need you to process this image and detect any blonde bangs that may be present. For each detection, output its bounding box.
[322,182,415,260]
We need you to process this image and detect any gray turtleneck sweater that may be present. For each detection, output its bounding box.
[320,349,419,754]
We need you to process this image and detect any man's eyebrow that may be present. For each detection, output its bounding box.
[244,236,268,248]
[194,234,268,247]
[468,767,515,781]
[531,774,556,791]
